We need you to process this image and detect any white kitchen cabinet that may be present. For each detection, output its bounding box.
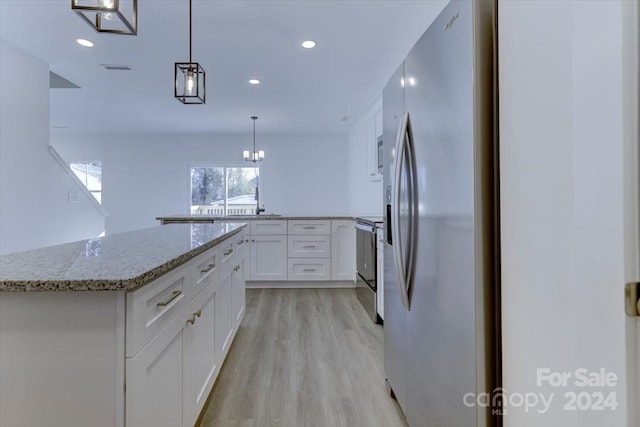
[125,266,188,357]
[126,307,185,427]
[288,258,331,281]
[216,268,233,362]
[183,281,218,427]
[250,234,288,281]
[288,235,331,258]
[287,219,331,235]
[365,104,383,182]
[330,220,356,281]
[376,226,384,320]
[231,251,246,329]
[251,219,287,235]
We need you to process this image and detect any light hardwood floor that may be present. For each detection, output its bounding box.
[197,288,408,427]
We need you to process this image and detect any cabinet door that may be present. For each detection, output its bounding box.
[231,257,245,329]
[183,284,217,427]
[215,271,233,362]
[365,104,383,182]
[126,312,185,427]
[331,220,356,281]
[250,235,288,281]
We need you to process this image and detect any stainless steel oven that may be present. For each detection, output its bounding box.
[355,219,378,322]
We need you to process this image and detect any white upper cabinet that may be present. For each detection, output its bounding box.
[365,101,383,182]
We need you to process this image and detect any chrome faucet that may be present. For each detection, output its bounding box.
[255,186,265,215]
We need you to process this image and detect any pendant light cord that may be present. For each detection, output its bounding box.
[188,0,192,63]
[253,118,256,152]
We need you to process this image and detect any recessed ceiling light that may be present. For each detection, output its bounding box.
[249,79,261,85]
[302,40,316,49]
[76,39,94,47]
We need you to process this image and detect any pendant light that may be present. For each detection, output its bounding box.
[243,116,264,162]
[174,0,205,104]
[72,0,137,35]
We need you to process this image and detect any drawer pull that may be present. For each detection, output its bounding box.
[187,310,202,325]
[224,249,234,256]
[237,239,244,245]
[233,265,240,272]
[200,263,216,273]
[156,290,182,307]
[303,226,316,230]
[303,268,316,272]
[302,245,317,249]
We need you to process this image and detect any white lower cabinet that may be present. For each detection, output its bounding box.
[250,234,288,280]
[287,258,331,280]
[216,268,233,362]
[126,310,185,427]
[128,231,247,427]
[330,220,356,281]
[231,254,246,327]
[183,283,217,427]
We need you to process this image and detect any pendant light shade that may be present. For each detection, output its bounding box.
[244,116,264,162]
[72,0,137,35]
[175,0,205,104]
[175,63,206,104]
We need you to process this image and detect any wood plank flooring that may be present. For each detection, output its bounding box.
[198,288,408,427]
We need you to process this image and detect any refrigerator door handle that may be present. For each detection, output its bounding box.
[405,112,418,306]
[392,112,415,309]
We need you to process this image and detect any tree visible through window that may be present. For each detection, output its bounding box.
[70,162,102,203]
[191,166,259,216]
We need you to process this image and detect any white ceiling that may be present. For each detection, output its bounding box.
[0,0,447,135]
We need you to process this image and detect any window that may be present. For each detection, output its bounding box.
[70,161,102,203]
[190,166,259,216]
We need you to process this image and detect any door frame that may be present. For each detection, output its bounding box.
[623,0,639,425]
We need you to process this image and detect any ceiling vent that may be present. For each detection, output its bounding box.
[101,64,132,71]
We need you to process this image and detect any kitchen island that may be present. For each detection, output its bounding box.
[0,222,249,427]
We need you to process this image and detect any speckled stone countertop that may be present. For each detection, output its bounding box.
[0,223,246,292]
[156,214,354,223]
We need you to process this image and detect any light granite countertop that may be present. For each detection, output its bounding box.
[156,214,354,222]
[0,223,246,292]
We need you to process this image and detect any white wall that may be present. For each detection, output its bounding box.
[52,133,348,235]
[500,1,628,426]
[346,96,383,216]
[0,40,105,255]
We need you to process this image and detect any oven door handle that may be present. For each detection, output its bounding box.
[355,223,376,233]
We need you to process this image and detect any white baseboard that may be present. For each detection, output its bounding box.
[246,280,355,289]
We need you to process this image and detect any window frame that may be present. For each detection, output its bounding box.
[69,160,102,204]
[188,162,262,216]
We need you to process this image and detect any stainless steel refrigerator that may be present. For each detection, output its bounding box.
[383,1,500,426]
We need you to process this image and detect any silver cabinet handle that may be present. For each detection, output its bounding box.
[187,309,202,325]
[200,263,215,273]
[237,239,244,245]
[303,268,316,272]
[302,245,317,249]
[233,265,240,272]
[303,226,316,230]
[156,290,182,307]
[224,249,233,256]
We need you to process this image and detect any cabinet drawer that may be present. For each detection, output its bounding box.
[192,246,219,298]
[251,220,287,235]
[126,266,189,357]
[288,220,331,235]
[287,258,331,281]
[288,235,330,258]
